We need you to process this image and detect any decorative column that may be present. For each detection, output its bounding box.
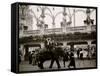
[40,7,46,35]
[62,7,67,33]
[73,9,76,27]
[52,16,55,34]
[52,18,55,27]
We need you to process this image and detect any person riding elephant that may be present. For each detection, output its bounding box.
[50,40,56,50]
[44,38,52,51]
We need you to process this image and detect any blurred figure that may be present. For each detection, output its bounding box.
[80,48,88,59]
[80,53,83,60]
[18,49,22,64]
[77,48,81,59]
[32,50,36,65]
[68,51,76,68]
[29,52,32,64]
[44,38,51,51]
[63,51,69,67]
[51,39,57,50]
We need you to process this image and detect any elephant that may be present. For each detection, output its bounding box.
[34,47,69,69]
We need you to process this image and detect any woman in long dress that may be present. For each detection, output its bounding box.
[68,51,76,68]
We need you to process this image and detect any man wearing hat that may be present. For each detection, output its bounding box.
[44,38,52,51]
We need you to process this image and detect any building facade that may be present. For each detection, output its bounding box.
[19,5,96,60]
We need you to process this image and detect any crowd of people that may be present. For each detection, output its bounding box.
[19,38,96,69]
[28,38,76,68]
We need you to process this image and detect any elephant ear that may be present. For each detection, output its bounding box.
[55,47,64,56]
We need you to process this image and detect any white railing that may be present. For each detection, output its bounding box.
[44,28,62,34]
[23,30,40,36]
[66,26,88,33]
[21,25,96,36]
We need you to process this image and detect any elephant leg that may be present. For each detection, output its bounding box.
[56,59,61,69]
[38,62,41,68]
[49,59,54,68]
[38,60,44,69]
[63,59,65,67]
[40,61,44,69]
[73,65,76,69]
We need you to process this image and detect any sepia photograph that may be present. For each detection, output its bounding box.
[18,3,97,72]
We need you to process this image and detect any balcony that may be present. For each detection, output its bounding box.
[23,30,40,37]
[44,28,62,34]
[21,25,96,37]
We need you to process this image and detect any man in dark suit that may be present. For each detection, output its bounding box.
[29,51,32,64]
